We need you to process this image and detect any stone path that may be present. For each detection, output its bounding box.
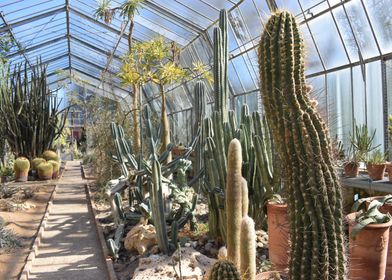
[28,161,108,280]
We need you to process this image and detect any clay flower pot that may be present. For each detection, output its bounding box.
[346,212,392,280]
[267,202,289,272]
[367,163,386,181]
[365,197,392,280]
[344,162,360,178]
[386,164,392,183]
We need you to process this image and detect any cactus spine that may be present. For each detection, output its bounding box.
[214,9,229,122]
[240,216,256,280]
[259,11,346,279]
[225,139,242,268]
[209,260,241,280]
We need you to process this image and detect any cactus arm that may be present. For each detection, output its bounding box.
[240,216,256,280]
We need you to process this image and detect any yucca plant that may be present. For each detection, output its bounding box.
[349,122,379,163]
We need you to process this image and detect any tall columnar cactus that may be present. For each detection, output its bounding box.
[241,178,249,217]
[240,216,256,280]
[226,139,242,268]
[193,81,206,192]
[209,260,241,280]
[213,9,229,122]
[259,11,346,279]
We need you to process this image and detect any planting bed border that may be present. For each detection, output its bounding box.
[18,184,57,280]
[85,184,118,280]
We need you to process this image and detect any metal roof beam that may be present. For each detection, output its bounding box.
[66,0,71,74]
[0,6,66,33]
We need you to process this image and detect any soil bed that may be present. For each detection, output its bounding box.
[0,182,55,280]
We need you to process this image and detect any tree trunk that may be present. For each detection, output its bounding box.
[159,84,171,164]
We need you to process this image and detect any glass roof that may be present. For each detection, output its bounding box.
[1,0,391,113]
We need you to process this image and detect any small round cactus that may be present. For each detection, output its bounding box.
[37,162,53,180]
[42,150,59,162]
[48,160,60,179]
[209,260,241,280]
[31,158,46,170]
[14,157,30,182]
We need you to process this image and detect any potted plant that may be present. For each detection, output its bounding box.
[14,157,30,182]
[344,123,379,178]
[347,197,392,280]
[366,149,386,181]
[37,161,53,180]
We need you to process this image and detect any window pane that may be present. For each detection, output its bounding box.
[308,13,349,69]
[352,65,366,126]
[363,0,392,54]
[366,61,384,152]
[327,68,352,148]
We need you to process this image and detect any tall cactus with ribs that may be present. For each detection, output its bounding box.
[259,11,346,279]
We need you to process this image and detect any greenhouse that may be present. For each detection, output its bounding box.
[0,0,392,279]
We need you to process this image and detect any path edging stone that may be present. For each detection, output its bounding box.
[86,184,118,280]
[18,185,57,280]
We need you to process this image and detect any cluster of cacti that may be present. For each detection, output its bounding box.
[201,10,280,242]
[31,158,45,171]
[108,105,201,256]
[259,11,346,279]
[14,157,30,182]
[224,139,256,280]
[214,10,229,123]
[0,60,69,159]
[203,105,280,240]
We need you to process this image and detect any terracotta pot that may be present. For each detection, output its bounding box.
[346,212,392,280]
[15,169,28,182]
[256,271,287,279]
[344,162,359,178]
[267,202,289,272]
[386,164,392,183]
[367,163,386,180]
[38,171,52,181]
[365,197,392,280]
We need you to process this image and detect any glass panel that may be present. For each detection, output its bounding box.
[363,0,392,54]
[327,68,352,148]
[332,7,360,62]
[275,0,302,15]
[308,75,327,122]
[343,0,380,59]
[386,60,392,155]
[352,65,366,127]
[366,61,384,152]
[300,25,324,74]
[307,12,349,69]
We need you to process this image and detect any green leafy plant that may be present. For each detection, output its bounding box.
[366,149,386,164]
[350,196,392,239]
[349,122,379,163]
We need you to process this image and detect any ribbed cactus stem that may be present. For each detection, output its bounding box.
[259,11,346,279]
[240,216,256,280]
[213,9,229,122]
[241,178,249,217]
[226,139,242,268]
[194,81,206,192]
[209,260,241,280]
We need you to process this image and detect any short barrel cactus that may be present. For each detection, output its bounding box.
[209,260,241,280]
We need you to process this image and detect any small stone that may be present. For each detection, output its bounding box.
[185,242,191,247]
[257,242,264,248]
[204,242,213,251]
[192,241,198,248]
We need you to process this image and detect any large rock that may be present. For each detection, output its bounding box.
[132,247,216,280]
[124,221,157,255]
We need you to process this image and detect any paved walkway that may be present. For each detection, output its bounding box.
[28,161,108,280]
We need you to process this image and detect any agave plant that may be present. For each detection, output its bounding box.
[349,122,379,163]
[350,195,392,239]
